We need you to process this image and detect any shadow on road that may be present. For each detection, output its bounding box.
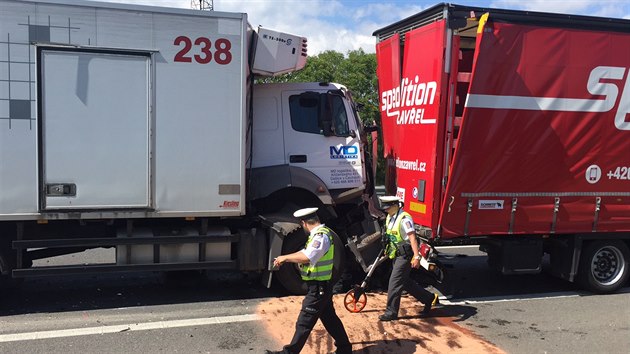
[397,304,478,323]
[0,270,280,316]
[2,252,614,318]
[353,339,419,354]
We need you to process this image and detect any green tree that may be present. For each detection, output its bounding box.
[258,49,385,184]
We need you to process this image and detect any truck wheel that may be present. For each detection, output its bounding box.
[577,240,630,293]
[0,250,22,289]
[275,229,346,295]
[0,253,8,288]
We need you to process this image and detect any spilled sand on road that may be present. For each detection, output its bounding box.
[257,291,505,354]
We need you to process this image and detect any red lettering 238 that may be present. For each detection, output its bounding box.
[173,36,232,65]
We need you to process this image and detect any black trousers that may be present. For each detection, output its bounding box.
[282,281,352,354]
[384,255,434,317]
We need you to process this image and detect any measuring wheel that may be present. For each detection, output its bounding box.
[343,287,368,313]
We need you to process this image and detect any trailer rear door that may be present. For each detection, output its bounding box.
[377,20,448,229]
[39,49,151,210]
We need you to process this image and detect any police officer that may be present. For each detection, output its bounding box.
[265,207,352,354]
[378,196,439,321]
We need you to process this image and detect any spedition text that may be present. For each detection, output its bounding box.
[381,75,437,125]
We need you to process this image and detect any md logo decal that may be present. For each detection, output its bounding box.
[330,145,358,159]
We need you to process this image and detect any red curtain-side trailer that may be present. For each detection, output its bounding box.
[374,3,630,292]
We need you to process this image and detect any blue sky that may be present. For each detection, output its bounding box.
[95,0,630,54]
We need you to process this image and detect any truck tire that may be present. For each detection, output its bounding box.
[577,240,630,293]
[0,250,22,289]
[275,229,346,295]
[0,252,8,288]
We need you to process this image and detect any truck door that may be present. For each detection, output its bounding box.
[39,49,151,210]
[282,90,364,190]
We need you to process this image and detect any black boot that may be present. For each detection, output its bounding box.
[423,293,440,314]
[378,312,398,321]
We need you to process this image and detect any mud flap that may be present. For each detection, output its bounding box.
[258,212,301,271]
[258,211,301,289]
[347,228,383,272]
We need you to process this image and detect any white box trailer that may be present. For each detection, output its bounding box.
[0,0,381,294]
[2,0,252,217]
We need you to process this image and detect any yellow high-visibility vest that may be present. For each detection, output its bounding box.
[300,226,334,281]
[385,211,412,259]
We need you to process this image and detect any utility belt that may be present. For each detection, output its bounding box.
[395,242,414,259]
[304,280,329,286]
[305,280,330,297]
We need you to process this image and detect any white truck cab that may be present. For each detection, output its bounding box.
[251,82,366,203]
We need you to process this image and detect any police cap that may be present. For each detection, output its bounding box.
[378,195,401,209]
[293,207,319,220]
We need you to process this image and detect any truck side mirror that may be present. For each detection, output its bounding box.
[321,121,333,136]
[319,94,334,137]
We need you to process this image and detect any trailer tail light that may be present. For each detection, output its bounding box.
[419,242,431,258]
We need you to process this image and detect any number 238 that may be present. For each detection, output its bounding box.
[173,36,232,65]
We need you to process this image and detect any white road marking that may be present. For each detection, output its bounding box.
[0,313,259,343]
[439,287,630,305]
[436,245,479,250]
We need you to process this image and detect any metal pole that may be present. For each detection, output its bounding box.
[191,0,213,11]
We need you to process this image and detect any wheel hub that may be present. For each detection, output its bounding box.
[591,247,622,284]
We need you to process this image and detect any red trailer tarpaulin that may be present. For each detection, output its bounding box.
[377,14,630,239]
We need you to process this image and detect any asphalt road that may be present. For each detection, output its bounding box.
[435,246,630,354]
[0,246,628,354]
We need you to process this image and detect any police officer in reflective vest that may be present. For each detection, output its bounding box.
[265,207,352,354]
[378,196,439,321]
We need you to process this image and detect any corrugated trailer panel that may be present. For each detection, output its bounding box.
[0,0,248,218]
[440,20,630,237]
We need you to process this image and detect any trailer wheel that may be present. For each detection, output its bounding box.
[275,229,345,295]
[577,240,630,293]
